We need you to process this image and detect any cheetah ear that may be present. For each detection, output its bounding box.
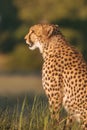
[42,25,54,38]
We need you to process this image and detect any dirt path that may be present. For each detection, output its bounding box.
[0,75,42,96]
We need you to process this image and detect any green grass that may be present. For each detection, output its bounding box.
[0,95,81,130]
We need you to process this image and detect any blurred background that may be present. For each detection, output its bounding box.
[0,0,87,96]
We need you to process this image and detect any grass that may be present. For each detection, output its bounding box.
[0,94,81,130]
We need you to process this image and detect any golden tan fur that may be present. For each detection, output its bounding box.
[24,24,87,130]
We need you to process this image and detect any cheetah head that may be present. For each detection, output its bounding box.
[24,24,59,53]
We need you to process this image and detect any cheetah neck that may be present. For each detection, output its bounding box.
[42,43,56,60]
[42,35,66,59]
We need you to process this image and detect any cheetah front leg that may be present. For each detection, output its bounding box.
[63,116,73,130]
[48,89,62,123]
[80,111,87,130]
[48,95,62,130]
[42,72,63,124]
[42,59,63,127]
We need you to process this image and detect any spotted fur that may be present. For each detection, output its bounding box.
[24,24,87,130]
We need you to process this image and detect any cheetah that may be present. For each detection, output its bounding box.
[24,24,87,130]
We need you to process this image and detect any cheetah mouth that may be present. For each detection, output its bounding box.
[28,43,33,48]
[26,41,33,48]
[28,43,35,50]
